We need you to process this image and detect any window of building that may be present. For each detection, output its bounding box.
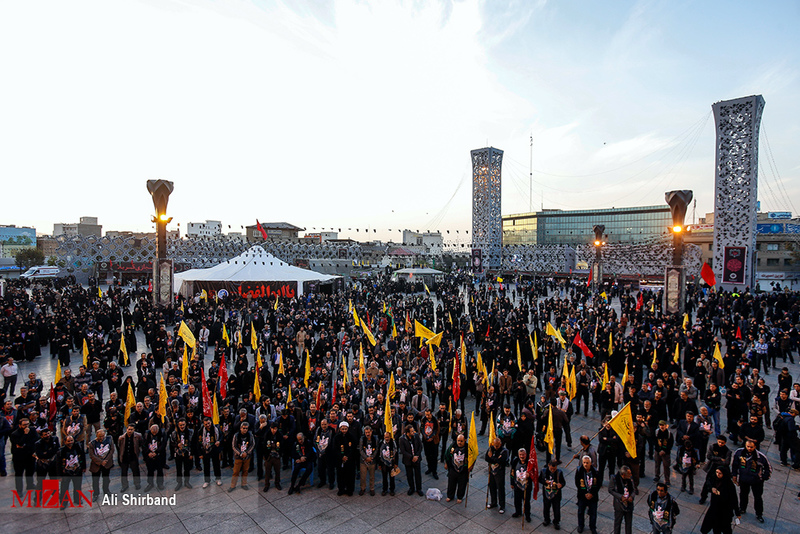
[766,243,779,251]
[708,244,713,251]
[756,258,761,266]
[785,259,793,266]
[766,258,779,266]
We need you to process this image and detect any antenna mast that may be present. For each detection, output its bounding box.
[529,133,533,213]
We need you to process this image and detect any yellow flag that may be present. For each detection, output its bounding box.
[383,302,387,313]
[384,392,393,436]
[674,343,680,364]
[488,413,497,445]
[424,282,431,296]
[212,393,219,425]
[342,355,348,387]
[361,319,377,346]
[608,332,613,356]
[120,332,128,366]
[651,348,658,368]
[250,321,257,351]
[222,324,229,346]
[274,295,279,310]
[180,300,184,313]
[460,337,467,375]
[124,384,135,426]
[490,360,496,386]
[469,320,474,334]
[546,322,566,348]
[448,398,452,423]
[359,344,365,381]
[287,385,293,404]
[200,289,207,301]
[467,411,479,469]
[621,362,629,388]
[178,321,196,348]
[414,320,435,341]
[516,340,523,372]
[713,343,725,369]
[426,331,443,348]
[429,346,437,371]
[157,373,167,422]
[682,313,689,332]
[601,363,609,391]
[256,348,263,370]
[304,350,311,388]
[253,368,261,401]
[448,312,453,326]
[608,402,637,458]
[600,291,607,301]
[98,287,102,298]
[568,365,577,400]
[55,360,62,385]
[352,308,361,328]
[387,372,396,400]
[82,339,89,367]
[544,405,555,455]
[476,351,484,380]
[278,348,285,375]
[392,319,398,339]
[531,333,538,361]
[182,345,189,384]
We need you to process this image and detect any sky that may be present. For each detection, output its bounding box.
[1,0,798,245]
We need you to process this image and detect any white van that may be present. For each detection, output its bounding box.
[20,265,61,280]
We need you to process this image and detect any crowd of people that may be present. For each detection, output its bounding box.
[0,275,798,534]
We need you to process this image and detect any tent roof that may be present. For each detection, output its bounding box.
[174,245,339,285]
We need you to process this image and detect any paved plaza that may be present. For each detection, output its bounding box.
[2,291,799,534]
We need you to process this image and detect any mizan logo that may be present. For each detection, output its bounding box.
[11,479,93,508]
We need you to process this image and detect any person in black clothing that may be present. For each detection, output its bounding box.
[143,424,166,491]
[10,418,37,494]
[609,465,636,534]
[58,435,86,508]
[170,418,194,490]
[510,447,532,522]
[444,433,469,502]
[399,424,423,496]
[378,430,398,496]
[699,435,731,504]
[333,421,356,496]
[34,427,60,489]
[289,432,316,494]
[540,459,566,529]
[575,455,601,534]
[484,437,508,513]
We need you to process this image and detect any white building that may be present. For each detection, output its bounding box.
[187,220,222,238]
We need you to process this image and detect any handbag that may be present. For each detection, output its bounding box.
[390,465,401,477]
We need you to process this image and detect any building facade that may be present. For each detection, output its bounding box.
[245,222,305,242]
[53,217,102,237]
[0,225,37,258]
[187,220,222,238]
[503,205,672,247]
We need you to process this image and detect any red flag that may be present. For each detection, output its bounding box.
[486,324,490,337]
[635,292,643,311]
[256,220,268,241]
[587,266,592,288]
[701,262,716,287]
[573,332,593,359]
[48,384,57,425]
[452,352,461,401]
[200,369,213,418]
[736,326,742,340]
[315,382,323,411]
[526,433,539,501]
[331,378,337,406]
[219,357,228,400]
[147,279,153,292]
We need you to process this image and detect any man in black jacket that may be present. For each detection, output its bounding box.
[541,459,566,529]
[289,432,316,494]
[333,421,356,496]
[143,424,166,491]
[59,435,86,509]
[33,427,60,489]
[399,424,423,496]
[484,437,509,513]
[10,418,37,494]
[575,455,600,534]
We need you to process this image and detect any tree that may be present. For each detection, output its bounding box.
[14,247,45,272]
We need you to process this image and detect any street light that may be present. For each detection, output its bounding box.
[147,180,174,307]
[592,224,605,293]
[664,190,693,315]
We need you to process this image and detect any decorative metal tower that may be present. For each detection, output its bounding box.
[471,147,503,271]
[711,95,765,291]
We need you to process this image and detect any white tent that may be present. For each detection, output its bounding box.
[174,245,339,298]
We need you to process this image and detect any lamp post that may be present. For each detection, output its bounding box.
[664,190,693,315]
[147,180,174,307]
[592,224,605,293]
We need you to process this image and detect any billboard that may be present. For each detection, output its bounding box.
[471,249,482,272]
[767,212,792,219]
[722,246,747,284]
